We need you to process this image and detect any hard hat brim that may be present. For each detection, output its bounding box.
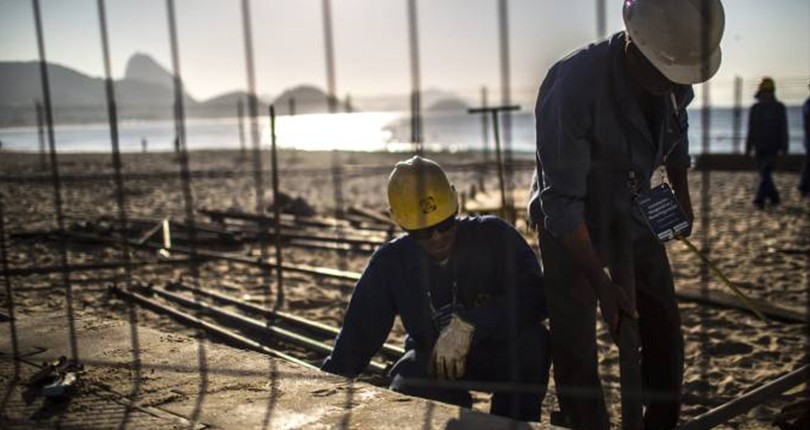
[644,46,723,85]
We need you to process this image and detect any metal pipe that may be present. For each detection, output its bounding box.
[269,105,285,311]
[149,284,389,373]
[32,0,79,362]
[321,0,338,113]
[676,365,810,430]
[64,231,362,283]
[5,259,191,277]
[111,286,317,370]
[168,282,405,359]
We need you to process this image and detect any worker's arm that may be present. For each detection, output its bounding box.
[557,223,637,342]
[533,68,636,343]
[321,249,396,378]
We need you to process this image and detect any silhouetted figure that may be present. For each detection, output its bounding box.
[799,81,810,198]
[746,77,789,209]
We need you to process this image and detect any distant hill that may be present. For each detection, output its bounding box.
[427,98,469,112]
[0,55,346,126]
[124,53,174,88]
[271,85,343,115]
[0,56,199,126]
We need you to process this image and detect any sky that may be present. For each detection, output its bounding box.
[1,0,809,106]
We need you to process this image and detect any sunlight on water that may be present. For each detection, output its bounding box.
[263,112,402,152]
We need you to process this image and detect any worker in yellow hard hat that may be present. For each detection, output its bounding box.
[746,77,789,209]
[527,0,725,428]
[322,156,551,422]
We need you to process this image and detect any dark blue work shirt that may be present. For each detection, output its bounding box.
[321,215,547,378]
[746,98,789,157]
[528,32,693,253]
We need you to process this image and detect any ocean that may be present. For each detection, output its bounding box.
[0,107,805,155]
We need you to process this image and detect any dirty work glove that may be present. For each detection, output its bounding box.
[430,315,475,380]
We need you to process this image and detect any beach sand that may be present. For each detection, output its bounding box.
[1,149,808,429]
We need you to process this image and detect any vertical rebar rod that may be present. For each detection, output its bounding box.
[480,87,490,157]
[165,1,208,426]
[321,0,338,113]
[497,0,514,219]
[596,0,606,40]
[698,0,713,405]
[492,111,507,220]
[35,101,46,171]
[0,193,21,402]
[32,0,79,362]
[479,86,490,191]
[96,2,143,426]
[237,98,246,158]
[239,0,273,315]
[331,149,347,270]
[406,0,422,152]
[269,106,284,312]
[732,76,742,154]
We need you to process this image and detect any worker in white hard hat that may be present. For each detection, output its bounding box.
[323,156,551,422]
[527,0,725,429]
[746,77,789,209]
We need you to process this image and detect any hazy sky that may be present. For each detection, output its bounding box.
[1,0,808,105]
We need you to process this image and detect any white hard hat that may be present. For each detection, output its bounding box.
[623,0,725,85]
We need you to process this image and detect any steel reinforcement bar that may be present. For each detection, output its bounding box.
[166,281,405,359]
[110,285,316,370]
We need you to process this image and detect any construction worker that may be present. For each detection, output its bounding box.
[322,156,550,422]
[746,77,789,209]
[528,1,724,429]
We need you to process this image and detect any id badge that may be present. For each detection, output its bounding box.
[635,183,691,243]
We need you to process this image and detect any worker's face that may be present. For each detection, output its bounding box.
[625,40,675,96]
[411,215,458,262]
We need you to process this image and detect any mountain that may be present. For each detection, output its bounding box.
[0,56,197,126]
[0,54,345,126]
[124,53,175,88]
[427,98,470,112]
[271,85,342,115]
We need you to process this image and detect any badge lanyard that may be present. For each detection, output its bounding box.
[625,91,692,242]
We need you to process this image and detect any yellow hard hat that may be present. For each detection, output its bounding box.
[387,156,458,231]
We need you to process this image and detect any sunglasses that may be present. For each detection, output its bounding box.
[408,215,457,241]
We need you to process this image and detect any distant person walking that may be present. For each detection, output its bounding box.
[799,81,810,198]
[745,77,788,209]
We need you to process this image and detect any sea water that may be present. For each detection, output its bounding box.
[0,107,805,155]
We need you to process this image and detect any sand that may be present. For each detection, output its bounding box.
[1,149,808,429]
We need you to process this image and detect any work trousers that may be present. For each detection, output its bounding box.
[388,323,551,422]
[755,155,780,206]
[539,231,684,430]
[798,149,810,196]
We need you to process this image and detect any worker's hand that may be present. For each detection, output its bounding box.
[430,315,475,380]
[596,278,638,345]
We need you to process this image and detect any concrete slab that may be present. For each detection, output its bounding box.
[0,312,559,429]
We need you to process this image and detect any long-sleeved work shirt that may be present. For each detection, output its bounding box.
[746,98,789,157]
[321,215,547,378]
[528,32,693,255]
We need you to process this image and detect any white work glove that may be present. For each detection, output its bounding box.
[430,314,475,380]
